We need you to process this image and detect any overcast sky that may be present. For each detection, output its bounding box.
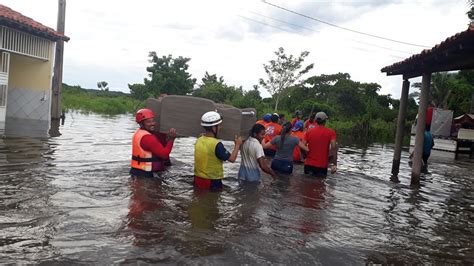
[2,0,471,98]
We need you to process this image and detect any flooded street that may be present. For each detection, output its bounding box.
[0,113,473,264]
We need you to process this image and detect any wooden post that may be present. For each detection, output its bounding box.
[391,78,410,181]
[411,73,431,185]
[49,0,66,137]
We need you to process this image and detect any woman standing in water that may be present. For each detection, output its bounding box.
[262,122,308,174]
[238,124,277,183]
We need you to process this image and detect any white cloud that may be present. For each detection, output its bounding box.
[2,0,470,98]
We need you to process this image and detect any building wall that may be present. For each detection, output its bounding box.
[8,53,53,91]
[4,44,55,137]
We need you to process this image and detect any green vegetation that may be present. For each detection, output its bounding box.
[259,47,314,111]
[65,46,473,143]
[411,70,474,117]
[128,52,196,100]
[126,49,405,142]
[62,83,142,115]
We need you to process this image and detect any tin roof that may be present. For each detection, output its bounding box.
[381,24,474,78]
[0,4,69,41]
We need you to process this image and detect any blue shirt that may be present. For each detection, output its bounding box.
[423,131,434,155]
[215,142,231,161]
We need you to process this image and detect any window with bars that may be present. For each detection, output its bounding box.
[0,26,52,61]
[0,52,9,107]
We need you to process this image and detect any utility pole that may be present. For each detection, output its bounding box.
[49,0,66,137]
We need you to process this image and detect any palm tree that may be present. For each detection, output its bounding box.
[411,72,454,109]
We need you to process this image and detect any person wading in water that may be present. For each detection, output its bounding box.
[262,122,308,175]
[238,123,277,183]
[130,109,176,178]
[303,112,337,178]
[194,111,242,191]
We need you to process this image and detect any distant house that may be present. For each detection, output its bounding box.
[0,4,69,136]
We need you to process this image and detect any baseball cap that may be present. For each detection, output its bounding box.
[315,112,328,121]
[292,121,304,131]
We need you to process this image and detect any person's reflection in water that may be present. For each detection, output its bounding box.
[294,177,327,236]
[234,181,263,232]
[127,177,165,247]
[185,188,223,256]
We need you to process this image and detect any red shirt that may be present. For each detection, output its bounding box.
[304,121,317,131]
[305,125,336,168]
[426,106,433,126]
[256,120,267,126]
[140,133,174,171]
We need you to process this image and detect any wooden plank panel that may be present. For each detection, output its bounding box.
[145,98,161,125]
[159,95,215,138]
[146,96,256,141]
[240,108,257,138]
[215,105,242,141]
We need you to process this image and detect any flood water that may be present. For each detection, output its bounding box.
[0,113,473,264]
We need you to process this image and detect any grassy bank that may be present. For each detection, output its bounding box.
[62,84,143,115]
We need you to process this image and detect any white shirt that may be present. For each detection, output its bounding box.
[238,137,265,182]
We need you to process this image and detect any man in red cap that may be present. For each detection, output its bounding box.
[130,108,177,178]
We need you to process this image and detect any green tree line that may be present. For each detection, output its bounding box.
[64,48,473,142]
[62,83,142,115]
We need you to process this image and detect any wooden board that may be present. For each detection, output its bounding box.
[410,135,457,152]
[145,98,162,125]
[145,95,256,141]
[457,128,474,140]
[215,105,242,141]
[240,108,257,138]
[159,95,215,138]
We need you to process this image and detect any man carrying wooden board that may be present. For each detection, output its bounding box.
[130,109,177,178]
[194,111,242,191]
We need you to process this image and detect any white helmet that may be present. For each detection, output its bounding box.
[201,111,222,127]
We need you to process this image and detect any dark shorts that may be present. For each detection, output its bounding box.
[130,168,163,178]
[264,149,276,157]
[194,176,223,191]
[271,159,293,174]
[304,165,328,177]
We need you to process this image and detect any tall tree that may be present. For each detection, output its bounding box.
[144,52,196,96]
[259,47,314,111]
[128,83,150,101]
[412,72,454,108]
[192,72,240,103]
[97,81,109,91]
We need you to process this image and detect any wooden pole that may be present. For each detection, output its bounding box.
[49,0,66,137]
[391,78,410,181]
[411,73,431,185]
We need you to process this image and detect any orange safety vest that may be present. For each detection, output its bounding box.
[291,130,305,162]
[131,129,161,172]
[264,122,282,151]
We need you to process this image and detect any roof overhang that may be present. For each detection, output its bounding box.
[0,4,69,42]
[381,24,474,79]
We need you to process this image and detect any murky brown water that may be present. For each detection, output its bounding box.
[0,113,473,264]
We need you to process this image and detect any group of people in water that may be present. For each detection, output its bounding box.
[130,108,337,191]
